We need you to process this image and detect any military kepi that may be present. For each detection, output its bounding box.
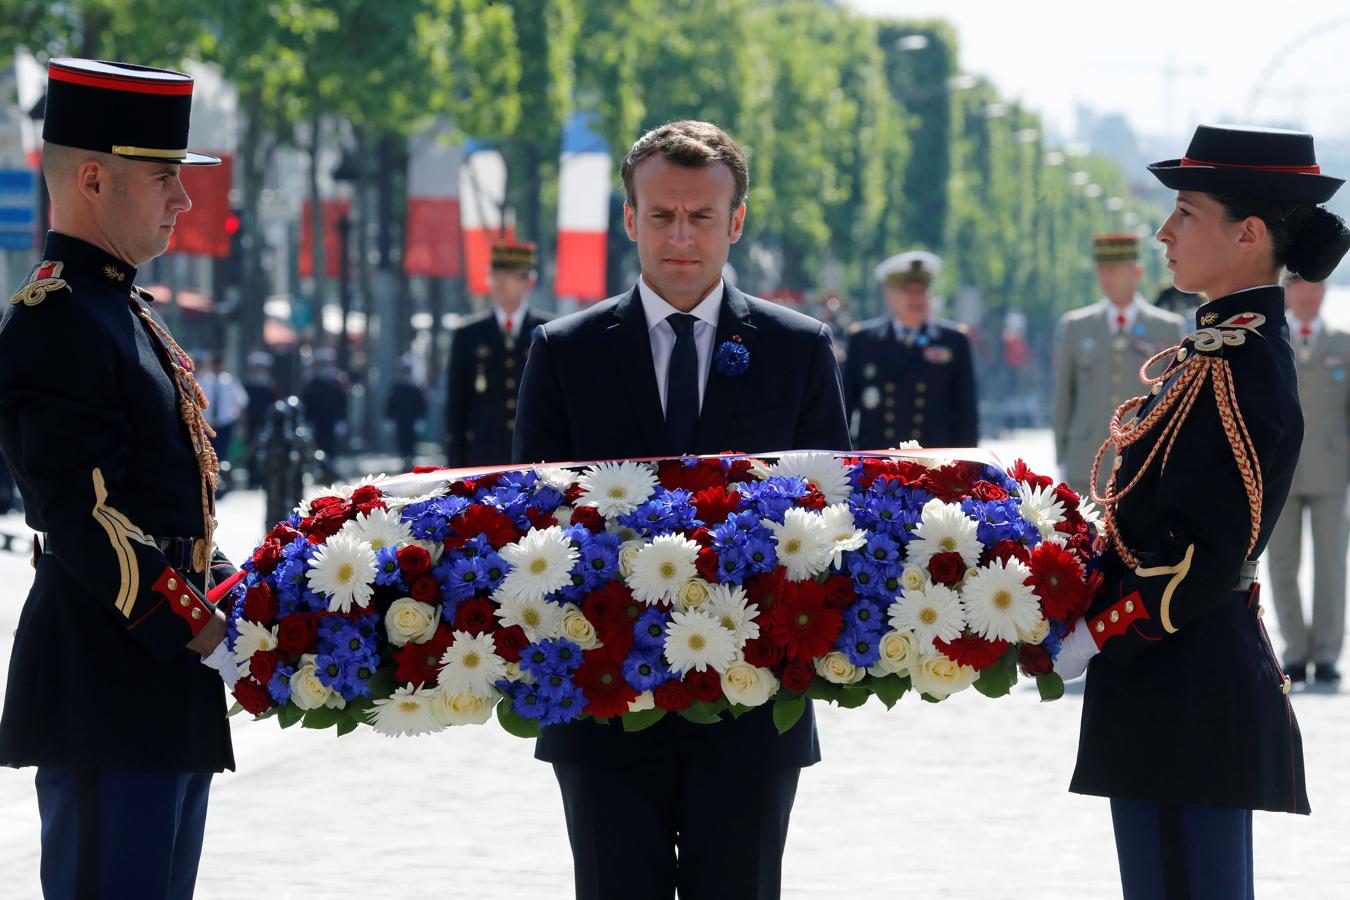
[43,58,219,166]
[490,240,537,271]
[1093,233,1138,263]
[1148,124,1342,203]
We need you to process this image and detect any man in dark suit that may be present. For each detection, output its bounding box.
[446,240,549,467]
[843,251,978,450]
[514,120,850,900]
[0,58,235,899]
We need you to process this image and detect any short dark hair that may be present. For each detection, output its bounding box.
[1212,193,1350,283]
[620,120,749,213]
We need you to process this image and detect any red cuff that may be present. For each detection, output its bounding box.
[1088,589,1151,650]
[149,567,213,637]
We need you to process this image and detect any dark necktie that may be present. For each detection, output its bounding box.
[666,312,700,453]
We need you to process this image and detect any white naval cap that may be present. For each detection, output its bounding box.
[874,250,942,286]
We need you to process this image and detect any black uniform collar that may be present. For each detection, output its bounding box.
[40,231,138,287]
[1193,284,1285,335]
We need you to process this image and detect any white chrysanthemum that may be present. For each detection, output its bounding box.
[497,526,577,603]
[768,452,853,504]
[1077,498,1104,531]
[887,582,965,652]
[342,506,414,553]
[664,609,738,674]
[369,685,445,737]
[1017,482,1067,539]
[493,593,565,643]
[820,503,868,569]
[763,508,832,581]
[893,440,922,450]
[707,583,760,647]
[438,631,509,697]
[577,461,657,517]
[905,499,984,568]
[962,558,1042,643]
[306,532,377,613]
[627,534,700,605]
[534,465,580,493]
[232,620,279,673]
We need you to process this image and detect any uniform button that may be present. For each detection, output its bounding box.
[883,383,895,393]
[884,429,896,440]
[178,595,191,607]
[166,577,178,591]
[506,398,516,410]
[1256,605,1266,619]
[1282,675,1292,695]
[1113,457,1122,470]
[505,358,515,369]
[913,414,924,424]
[1151,383,1161,395]
[910,429,922,439]
[915,383,927,393]
[1124,600,1135,613]
[1095,621,1106,633]
[884,412,895,423]
[1177,348,1188,362]
[884,397,895,408]
[506,418,515,430]
[506,377,517,389]
[914,397,925,408]
[1110,610,1120,623]
[191,607,203,620]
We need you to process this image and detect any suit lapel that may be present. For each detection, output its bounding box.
[694,286,758,453]
[608,287,669,449]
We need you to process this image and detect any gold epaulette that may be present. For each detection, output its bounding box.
[9,260,69,308]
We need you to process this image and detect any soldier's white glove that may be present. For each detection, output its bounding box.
[201,641,240,689]
[1053,618,1100,681]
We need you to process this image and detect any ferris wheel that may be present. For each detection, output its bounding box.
[1244,15,1350,136]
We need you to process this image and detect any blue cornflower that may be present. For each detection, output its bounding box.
[267,664,295,705]
[577,532,620,588]
[863,533,902,574]
[715,339,750,377]
[519,643,553,679]
[542,638,584,673]
[618,498,679,535]
[1043,620,1067,660]
[623,651,671,692]
[541,684,588,727]
[846,552,888,600]
[511,686,547,720]
[843,598,885,632]
[742,533,778,576]
[374,546,404,588]
[739,477,807,523]
[633,607,670,653]
[535,671,574,701]
[448,556,489,601]
[480,549,508,591]
[839,626,883,668]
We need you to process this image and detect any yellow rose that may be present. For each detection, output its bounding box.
[627,690,655,713]
[901,565,928,592]
[815,651,865,685]
[870,629,920,677]
[1017,618,1050,645]
[618,540,645,577]
[429,687,499,726]
[909,652,979,700]
[721,661,779,707]
[561,603,601,650]
[384,597,441,646]
[289,662,332,710]
[676,578,712,612]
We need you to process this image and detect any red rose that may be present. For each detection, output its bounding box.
[971,480,1010,502]
[927,551,967,587]
[266,523,301,545]
[743,636,784,669]
[687,526,713,548]
[354,500,386,517]
[305,503,353,540]
[654,679,694,712]
[695,548,721,583]
[394,624,455,686]
[276,613,318,656]
[233,678,273,715]
[823,575,856,610]
[249,649,280,685]
[798,487,827,511]
[449,478,478,497]
[453,597,496,634]
[574,651,638,719]
[935,635,1009,671]
[1053,483,1080,511]
[986,539,1031,566]
[397,546,432,579]
[493,625,529,663]
[409,575,440,604]
[525,507,557,530]
[1019,643,1053,677]
[685,668,723,703]
[242,583,278,623]
[781,660,815,693]
[251,539,284,576]
[351,485,384,506]
[308,495,344,512]
[568,505,605,534]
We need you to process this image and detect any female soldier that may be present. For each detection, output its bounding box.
[1053,124,1350,898]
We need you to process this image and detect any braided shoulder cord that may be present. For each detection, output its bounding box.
[130,297,220,573]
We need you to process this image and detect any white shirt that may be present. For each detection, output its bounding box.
[1104,295,1143,334]
[199,371,248,428]
[637,276,723,414]
[1287,312,1323,343]
[494,302,529,339]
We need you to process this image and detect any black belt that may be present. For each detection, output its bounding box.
[38,533,199,571]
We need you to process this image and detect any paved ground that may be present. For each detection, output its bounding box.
[0,430,1346,898]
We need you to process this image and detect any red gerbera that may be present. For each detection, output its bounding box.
[447,504,519,549]
[1028,541,1088,621]
[690,486,743,525]
[574,651,638,719]
[765,580,843,663]
[392,623,455,686]
[658,458,729,492]
[746,566,789,611]
[919,462,986,504]
[935,634,1009,671]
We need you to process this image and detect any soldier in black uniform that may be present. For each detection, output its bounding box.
[1053,124,1350,899]
[843,250,978,448]
[300,346,349,458]
[445,240,549,466]
[0,59,236,899]
[384,357,428,470]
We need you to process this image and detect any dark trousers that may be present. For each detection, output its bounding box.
[1111,798,1254,900]
[36,767,212,900]
[553,756,801,900]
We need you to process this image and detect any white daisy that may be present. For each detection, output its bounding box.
[627,534,701,605]
[341,506,414,553]
[664,609,738,675]
[905,498,984,569]
[232,620,279,674]
[1077,497,1104,531]
[763,507,832,581]
[497,526,577,604]
[534,465,580,493]
[493,593,565,643]
[577,461,657,518]
[706,583,760,648]
[437,630,509,697]
[1017,482,1067,540]
[961,558,1042,643]
[820,503,868,569]
[306,532,377,613]
[368,685,444,737]
[887,582,965,652]
[768,452,853,504]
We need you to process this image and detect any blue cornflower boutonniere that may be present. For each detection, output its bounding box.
[715,337,750,377]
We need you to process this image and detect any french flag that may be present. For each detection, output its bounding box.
[404,122,464,278]
[459,141,514,296]
[554,112,611,303]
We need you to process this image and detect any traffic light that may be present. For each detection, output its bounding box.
[219,208,245,287]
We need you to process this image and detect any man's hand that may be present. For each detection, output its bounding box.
[186,607,228,656]
[1053,618,1101,681]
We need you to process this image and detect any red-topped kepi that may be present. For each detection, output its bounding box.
[1148,124,1342,203]
[42,58,220,166]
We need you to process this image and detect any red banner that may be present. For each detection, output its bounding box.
[404,197,463,278]
[166,155,233,259]
[299,198,351,279]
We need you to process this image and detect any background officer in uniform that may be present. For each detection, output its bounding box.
[384,356,428,471]
[445,240,548,467]
[0,58,235,899]
[1268,274,1350,686]
[300,346,348,459]
[1052,234,1187,498]
[843,251,978,449]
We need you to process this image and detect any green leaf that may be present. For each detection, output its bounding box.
[772,696,806,734]
[805,680,842,703]
[227,701,245,717]
[364,668,397,701]
[302,705,343,730]
[974,663,1017,699]
[727,703,753,719]
[277,703,305,729]
[870,674,910,709]
[495,698,542,739]
[836,685,870,709]
[681,700,727,725]
[1037,672,1066,702]
[335,715,360,737]
[620,707,667,732]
